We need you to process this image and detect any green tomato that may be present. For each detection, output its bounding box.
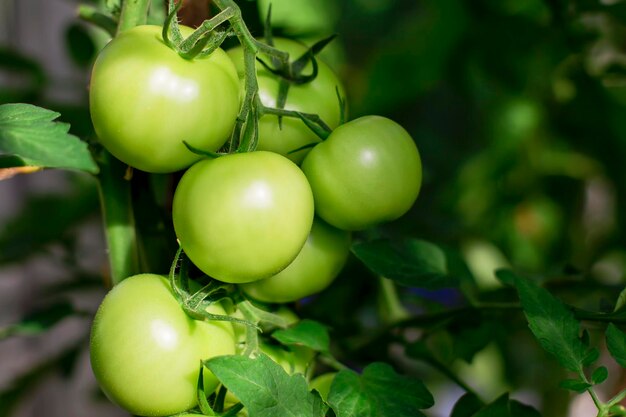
[302,116,422,231]
[172,151,314,283]
[89,274,236,416]
[89,25,240,173]
[228,38,345,164]
[257,0,340,37]
[241,218,350,303]
[309,372,337,401]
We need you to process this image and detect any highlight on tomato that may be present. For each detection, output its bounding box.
[302,115,422,231]
[89,25,241,173]
[89,274,236,416]
[172,151,315,283]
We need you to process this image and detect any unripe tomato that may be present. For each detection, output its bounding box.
[302,116,422,231]
[90,274,236,416]
[89,25,240,173]
[228,38,345,164]
[241,218,350,303]
[172,151,315,283]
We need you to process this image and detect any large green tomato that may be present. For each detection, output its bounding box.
[241,218,350,303]
[302,116,422,231]
[227,38,345,164]
[172,151,314,283]
[89,25,240,173]
[90,274,236,416]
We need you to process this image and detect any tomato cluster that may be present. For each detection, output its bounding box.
[88,24,422,416]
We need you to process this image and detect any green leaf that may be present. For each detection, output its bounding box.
[591,366,609,385]
[205,354,327,417]
[606,323,626,367]
[495,269,587,372]
[327,362,433,417]
[450,393,483,417]
[470,393,542,417]
[509,400,543,417]
[272,319,330,352]
[0,103,98,173]
[0,301,75,340]
[559,378,592,393]
[351,238,459,289]
[582,348,600,367]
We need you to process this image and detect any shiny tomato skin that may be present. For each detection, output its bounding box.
[89,25,240,173]
[172,151,315,283]
[89,274,236,416]
[302,116,422,231]
[241,218,350,303]
[228,38,345,164]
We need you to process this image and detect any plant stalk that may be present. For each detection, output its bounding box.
[97,152,139,286]
[117,0,151,33]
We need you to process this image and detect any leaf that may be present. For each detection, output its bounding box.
[327,362,433,417]
[591,366,608,385]
[0,301,75,340]
[495,269,588,372]
[351,238,459,289]
[450,393,483,417]
[509,400,543,417]
[606,323,626,368]
[205,354,327,417]
[470,393,542,417]
[272,319,330,352]
[0,103,98,173]
[559,378,591,393]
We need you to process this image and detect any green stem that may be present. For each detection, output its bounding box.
[318,353,349,371]
[377,276,410,324]
[608,389,626,408]
[117,0,151,33]
[578,370,605,413]
[96,151,139,286]
[77,5,117,37]
[212,0,289,152]
[425,356,481,400]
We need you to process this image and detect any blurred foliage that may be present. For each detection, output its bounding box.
[2,0,626,416]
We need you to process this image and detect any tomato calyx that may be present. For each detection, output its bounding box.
[162,0,235,60]
[168,246,259,331]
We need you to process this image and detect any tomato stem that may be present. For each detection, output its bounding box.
[117,0,150,34]
[211,0,290,152]
[377,276,410,324]
[77,5,117,37]
[96,151,140,286]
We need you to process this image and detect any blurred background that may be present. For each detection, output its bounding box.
[2,0,626,416]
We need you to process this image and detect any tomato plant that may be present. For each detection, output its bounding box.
[89,274,236,416]
[172,151,314,283]
[227,37,345,164]
[89,25,240,173]
[241,218,351,303]
[6,1,626,417]
[302,115,422,231]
